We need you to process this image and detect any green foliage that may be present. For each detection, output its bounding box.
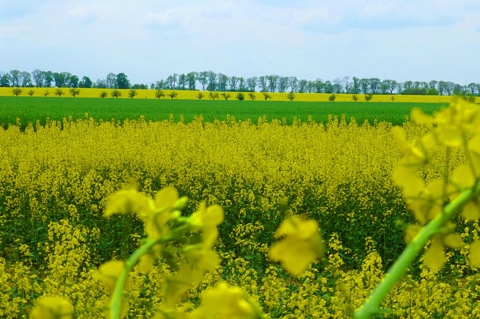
[262,92,272,100]
[12,88,22,96]
[286,92,295,101]
[44,90,50,97]
[69,88,80,97]
[197,92,204,100]
[209,92,219,100]
[365,93,373,102]
[128,89,137,99]
[0,97,449,128]
[100,91,107,98]
[155,89,165,99]
[236,92,245,100]
[28,90,35,97]
[55,88,64,97]
[352,94,358,102]
[111,89,121,98]
[248,92,256,101]
[221,92,231,100]
[169,91,178,99]
[329,94,336,102]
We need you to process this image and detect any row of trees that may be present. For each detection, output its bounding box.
[1,69,479,96]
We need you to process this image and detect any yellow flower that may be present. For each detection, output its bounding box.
[268,216,325,275]
[30,296,73,319]
[104,189,152,218]
[189,202,224,231]
[93,260,133,295]
[190,282,258,319]
[183,228,220,272]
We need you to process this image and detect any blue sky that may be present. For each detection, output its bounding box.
[1,0,479,86]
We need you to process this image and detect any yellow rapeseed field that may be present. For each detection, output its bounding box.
[0,87,454,103]
[0,113,479,317]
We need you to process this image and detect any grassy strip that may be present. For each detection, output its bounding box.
[0,96,448,127]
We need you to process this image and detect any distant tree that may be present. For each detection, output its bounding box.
[262,92,272,100]
[427,88,439,95]
[352,94,358,102]
[466,94,476,103]
[8,70,21,87]
[128,89,137,98]
[150,83,155,89]
[100,91,107,98]
[287,92,295,101]
[221,92,231,100]
[238,77,246,92]
[328,94,336,102]
[106,73,116,88]
[197,71,208,90]
[333,78,343,94]
[258,76,268,92]
[217,73,228,91]
[365,93,373,102]
[209,91,219,100]
[28,89,35,96]
[32,69,45,87]
[79,76,92,88]
[323,81,333,93]
[197,92,204,100]
[207,71,217,91]
[359,78,370,94]
[369,78,380,94]
[44,90,50,97]
[0,73,10,87]
[229,76,238,91]
[155,89,165,99]
[187,72,197,90]
[69,88,80,97]
[178,74,187,90]
[95,79,107,89]
[278,76,289,93]
[236,92,245,100]
[53,72,66,87]
[298,79,308,93]
[351,77,360,94]
[55,88,64,97]
[267,75,279,92]
[68,75,79,88]
[246,77,257,92]
[248,92,256,100]
[288,76,298,93]
[44,71,54,87]
[380,80,390,94]
[391,96,395,102]
[115,73,130,89]
[168,91,178,99]
[111,89,121,98]
[12,88,22,96]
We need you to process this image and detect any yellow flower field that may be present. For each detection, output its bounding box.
[0,87,454,103]
[0,111,479,317]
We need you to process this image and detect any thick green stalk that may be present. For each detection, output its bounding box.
[354,182,480,319]
[109,238,160,319]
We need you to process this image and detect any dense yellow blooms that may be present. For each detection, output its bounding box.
[0,87,455,102]
[0,108,479,317]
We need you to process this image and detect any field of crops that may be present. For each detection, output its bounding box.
[0,96,449,128]
[1,98,480,318]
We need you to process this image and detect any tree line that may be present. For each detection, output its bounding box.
[1,69,479,96]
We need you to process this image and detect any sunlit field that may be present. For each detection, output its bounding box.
[0,87,455,103]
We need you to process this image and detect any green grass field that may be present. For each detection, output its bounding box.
[0,96,449,127]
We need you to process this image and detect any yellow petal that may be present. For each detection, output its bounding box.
[411,108,433,124]
[404,225,421,244]
[469,241,480,267]
[436,124,463,147]
[424,239,445,271]
[154,186,179,211]
[269,237,316,275]
[443,233,463,249]
[451,164,476,189]
[462,201,480,221]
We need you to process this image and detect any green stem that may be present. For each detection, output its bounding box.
[354,182,480,319]
[109,237,168,319]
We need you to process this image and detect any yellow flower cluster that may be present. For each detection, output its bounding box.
[0,102,479,317]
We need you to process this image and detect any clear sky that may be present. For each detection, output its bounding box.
[1,0,479,86]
